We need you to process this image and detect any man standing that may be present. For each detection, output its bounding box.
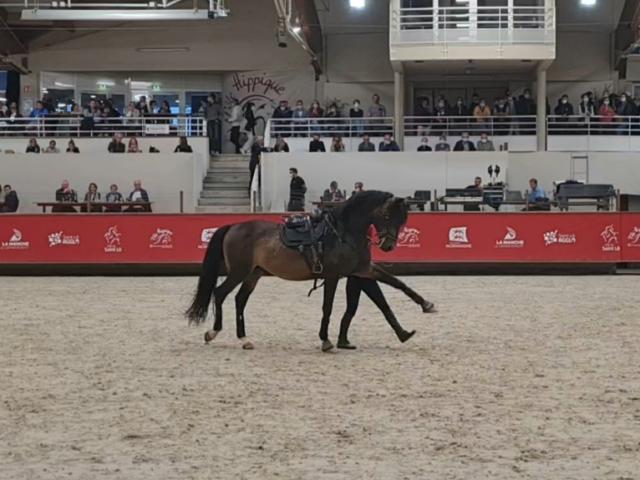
[288,168,307,212]
[249,137,268,190]
[204,93,222,155]
[228,98,242,154]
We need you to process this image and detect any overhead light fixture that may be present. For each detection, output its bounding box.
[580,0,596,5]
[21,9,212,21]
[137,47,190,53]
[292,25,301,33]
[350,0,365,9]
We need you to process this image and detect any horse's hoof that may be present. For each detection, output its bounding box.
[321,340,335,352]
[337,340,357,350]
[398,329,416,343]
[421,301,436,313]
[204,330,218,344]
[242,341,254,350]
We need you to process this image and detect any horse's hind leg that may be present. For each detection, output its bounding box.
[360,279,416,343]
[234,268,263,350]
[337,277,362,350]
[205,271,249,343]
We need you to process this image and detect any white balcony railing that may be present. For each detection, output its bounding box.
[390,5,555,47]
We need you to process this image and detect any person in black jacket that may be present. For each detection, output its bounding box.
[271,100,293,137]
[108,134,126,153]
[54,179,78,213]
[0,185,19,213]
[617,93,636,135]
[309,134,326,152]
[249,137,269,189]
[126,179,151,212]
[516,89,536,134]
[287,168,306,212]
[453,132,476,151]
[25,137,40,153]
[174,136,193,153]
[553,95,574,135]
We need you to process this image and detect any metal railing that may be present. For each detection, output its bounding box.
[266,117,394,144]
[391,4,555,45]
[0,115,206,137]
[405,115,537,136]
[547,115,640,136]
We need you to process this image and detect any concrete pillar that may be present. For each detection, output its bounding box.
[394,70,405,149]
[536,67,547,152]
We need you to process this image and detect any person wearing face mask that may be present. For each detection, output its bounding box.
[598,96,616,133]
[292,100,308,137]
[553,95,574,135]
[349,99,364,137]
[493,97,510,135]
[272,100,293,137]
[417,136,432,152]
[476,133,495,151]
[616,93,636,135]
[516,89,536,135]
[435,134,451,151]
[450,97,468,136]
[308,100,324,134]
[453,132,476,151]
[578,94,595,132]
[473,99,491,126]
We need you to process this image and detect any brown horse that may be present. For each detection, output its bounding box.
[186,190,434,351]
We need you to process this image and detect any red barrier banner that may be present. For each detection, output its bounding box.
[0,213,638,264]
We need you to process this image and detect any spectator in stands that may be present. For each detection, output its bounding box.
[54,179,78,213]
[451,97,468,134]
[287,167,306,212]
[272,100,293,137]
[249,136,268,188]
[598,96,616,132]
[174,136,193,153]
[159,100,171,115]
[0,185,19,213]
[476,133,495,151]
[5,102,21,131]
[105,184,123,203]
[616,93,635,134]
[135,96,149,114]
[26,137,40,153]
[431,97,448,134]
[357,134,376,152]
[44,140,60,154]
[324,102,341,132]
[415,97,432,117]
[453,132,476,151]
[81,182,102,212]
[553,94,574,134]
[351,181,364,197]
[108,134,126,153]
[322,181,345,202]
[435,134,451,152]
[516,89,536,134]
[229,98,243,154]
[417,136,432,151]
[473,98,491,125]
[204,93,222,155]
[66,139,80,153]
[308,100,324,134]
[149,100,158,114]
[493,97,510,134]
[292,100,308,136]
[272,135,290,152]
[126,180,151,212]
[309,134,326,152]
[331,136,345,152]
[240,102,257,153]
[128,137,142,153]
[468,93,480,114]
[378,133,400,152]
[368,94,386,118]
[29,101,49,119]
[525,177,549,211]
[349,99,365,137]
[578,94,595,123]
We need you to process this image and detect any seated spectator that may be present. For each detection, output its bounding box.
[108,134,126,153]
[322,181,346,202]
[272,135,290,152]
[26,137,40,153]
[473,99,491,124]
[82,182,102,212]
[126,179,151,212]
[351,181,365,197]
[435,134,451,151]
[378,133,400,152]
[476,133,495,151]
[127,137,142,153]
[453,132,476,151]
[464,176,483,211]
[66,139,80,153]
[44,140,60,154]
[105,184,124,212]
[467,176,483,191]
[54,179,78,213]
[357,134,376,152]
[417,136,432,152]
[29,100,49,118]
[0,185,19,213]
[174,136,194,153]
[309,134,326,152]
[331,136,345,152]
[525,178,549,211]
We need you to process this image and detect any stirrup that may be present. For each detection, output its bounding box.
[312,262,324,274]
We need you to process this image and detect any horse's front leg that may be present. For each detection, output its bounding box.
[368,264,435,313]
[319,277,339,352]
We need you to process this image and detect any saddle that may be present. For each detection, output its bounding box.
[280,215,329,274]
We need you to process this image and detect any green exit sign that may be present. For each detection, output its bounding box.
[152,84,161,91]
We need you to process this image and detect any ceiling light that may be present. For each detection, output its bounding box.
[580,0,596,6]
[292,25,301,33]
[21,9,212,21]
[350,0,365,9]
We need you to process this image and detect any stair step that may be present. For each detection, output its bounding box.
[200,190,249,199]
[208,167,249,174]
[196,205,252,213]
[198,197,251,206]
[203,182,248,190]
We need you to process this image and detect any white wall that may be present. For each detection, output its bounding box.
[0,153,202,213]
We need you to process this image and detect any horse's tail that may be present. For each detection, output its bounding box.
[185,225,231,325]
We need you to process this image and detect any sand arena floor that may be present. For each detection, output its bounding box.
[1,275,639,479]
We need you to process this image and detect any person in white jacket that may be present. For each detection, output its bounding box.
[228,98,242,154]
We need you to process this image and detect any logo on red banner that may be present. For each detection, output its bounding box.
[446,226,471,248]
[1,229,30,250]
[600,224,620,252]
[495,227,525,249]
[48,231,80,247]
[198,228,218,249]
[627,226,640,248]
[397,226,420,248]
[104,226,122,253]
[149,228,173,249]
[543,230,576,246]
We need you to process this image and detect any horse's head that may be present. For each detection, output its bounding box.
[372,195,409,252]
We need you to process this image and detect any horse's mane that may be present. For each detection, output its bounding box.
[332,190,393,220]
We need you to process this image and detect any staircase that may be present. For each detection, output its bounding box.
[196,154,251,213]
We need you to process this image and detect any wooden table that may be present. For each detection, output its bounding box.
[36,202,153,213]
